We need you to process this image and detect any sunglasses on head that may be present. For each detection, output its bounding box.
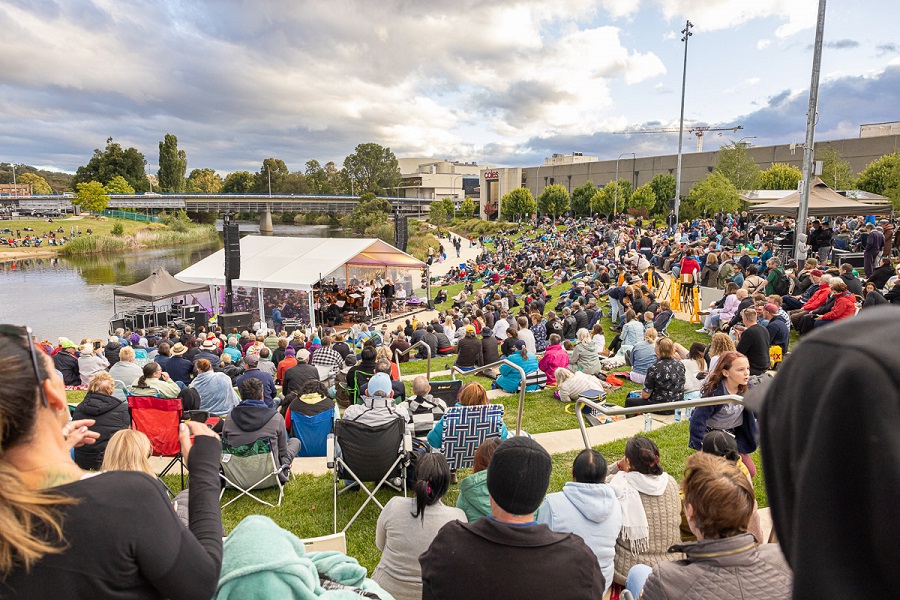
[0,325,49,408]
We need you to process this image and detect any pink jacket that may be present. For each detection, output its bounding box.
[539,344,570,385]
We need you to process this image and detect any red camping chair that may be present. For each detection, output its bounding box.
[129,395,185,492]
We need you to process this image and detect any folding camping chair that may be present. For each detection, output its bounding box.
[290,406,337,457]
[428,379,463,405]
[133,348,150,367]
[339,370,374,406]
[219,437,287,507]
[129,395,185,492]
[327,416,411,533]
[520,370,548,392]
[440,404,505,472]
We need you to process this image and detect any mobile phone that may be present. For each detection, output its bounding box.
[93,340,102,350]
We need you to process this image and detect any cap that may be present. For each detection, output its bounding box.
[243,353,259,366]
[60,339,77,349]
[764,303,779,314]
[487,437,552,515]
[366,373,393,397]
[513,340,527,349]
[465,325,476,333]
[810,269,823,277]
[296,348,310,362]
[170,342,187,355]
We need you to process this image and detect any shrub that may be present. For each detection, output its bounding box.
[110,221,125,236]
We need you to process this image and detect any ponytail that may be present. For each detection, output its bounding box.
[520,346,528,361]
[409,454,450,523]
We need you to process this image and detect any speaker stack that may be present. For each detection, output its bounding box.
[219,311,252,332]
[394,215,409,251]
[224,220,241,280]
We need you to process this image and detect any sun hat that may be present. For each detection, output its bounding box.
[170,342,188,356]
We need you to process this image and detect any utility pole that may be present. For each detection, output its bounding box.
[794,0,827,263]
[674,19,693,224]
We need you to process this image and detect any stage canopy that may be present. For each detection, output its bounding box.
[114,266,210,302]
[175,236,425,292]
[748,179,892,217]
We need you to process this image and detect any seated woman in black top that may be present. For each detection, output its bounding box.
[0,324,223,599]
[71,371,130,471]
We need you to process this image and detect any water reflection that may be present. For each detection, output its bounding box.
[0,222,346,341]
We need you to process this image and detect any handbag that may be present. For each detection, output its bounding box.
[681,272,694,284]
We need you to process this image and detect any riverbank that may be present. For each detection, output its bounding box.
[0,215,219,260]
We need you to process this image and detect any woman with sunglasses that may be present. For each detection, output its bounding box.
[0,325,223,599]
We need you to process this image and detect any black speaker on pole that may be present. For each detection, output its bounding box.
[394,214,408,251]
[219,312,252,332]
[224,219,241,280]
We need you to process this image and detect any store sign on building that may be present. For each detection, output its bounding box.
[484,170,499,180]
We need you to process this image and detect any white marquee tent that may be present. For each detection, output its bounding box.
[175,236,426,328]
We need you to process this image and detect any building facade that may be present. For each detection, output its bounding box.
[479,132,900,219]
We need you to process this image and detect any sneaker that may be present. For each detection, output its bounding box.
[695,328,708,333]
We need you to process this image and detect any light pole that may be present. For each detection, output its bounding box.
[451,174,464,219]
[267,166,272,197]
[11,164,17,199]
[674,19,693,224]
[615,152,635,216]
[736,135,757,147]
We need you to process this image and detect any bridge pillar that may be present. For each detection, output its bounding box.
[259,205,274,235]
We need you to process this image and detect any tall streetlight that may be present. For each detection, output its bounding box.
[11,164,18,199]
[737,135,757,147]
[615,152,635,216]
[673,19,693,224]
[451,174,464,219]
[266,166,272,197]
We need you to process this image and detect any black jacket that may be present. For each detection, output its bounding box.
[72,391,130,470]
[480,336,501,365]
[282,362,321,394]
[839,273,863,296]
[420,517,605,600]
[54,351,81,386]
[572,309,589,332]
[104,342,122,366]
[753,306,900,599]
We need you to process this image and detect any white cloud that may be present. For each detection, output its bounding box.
[653,0,818,37]
[757,38,771,50]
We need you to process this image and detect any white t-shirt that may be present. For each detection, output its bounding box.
[592,334,606,352]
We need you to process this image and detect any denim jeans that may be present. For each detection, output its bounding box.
[610,298,624,325]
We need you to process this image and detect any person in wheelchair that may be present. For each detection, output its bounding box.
[222,378,300,482]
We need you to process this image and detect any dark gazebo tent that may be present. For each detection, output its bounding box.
[748,179,892,217]
[113,267,212,320]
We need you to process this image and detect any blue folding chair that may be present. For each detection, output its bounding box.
[440,404,504,472]
[290,408,336,457]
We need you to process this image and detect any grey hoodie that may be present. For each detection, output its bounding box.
[536,482,622,594]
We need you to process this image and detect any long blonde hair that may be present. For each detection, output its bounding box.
[101,430,155,478]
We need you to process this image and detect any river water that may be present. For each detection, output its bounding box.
[0,221,342,341]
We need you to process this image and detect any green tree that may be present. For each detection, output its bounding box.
[342,143,401,195]
[222,171,254,193]
[74,137,148,192]
[253,158,290,193]
[344,191,392,233]
[104,175,135,194]
[758,163,802,190]
[281,171,309,194]
[73,181,110,213]
[305,159,335,195]
[428,202,447,225]
[857,152,900,209]
[186,168,223,193]
[500,187,536,220]
[571,181,596,216]
[157,134,187,192]
[648,173,676,215]
[816,145,856,190]
[17,172,52,195]
[537,183,570,219]
[436,198,455,220]
[460,196,476,218]
[629,183,656,213]
[687,172,741,215]
[591,179,631,215]
[715,142,760,191]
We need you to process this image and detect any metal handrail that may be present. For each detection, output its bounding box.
[449,359,527,436]
[574,393,745,449]
[393,341,432,379]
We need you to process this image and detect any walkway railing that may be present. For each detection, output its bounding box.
[393,341,432,379]
[574,393,745,449]
[450,359,527,436]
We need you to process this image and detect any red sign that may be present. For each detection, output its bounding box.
[484,170,499,180]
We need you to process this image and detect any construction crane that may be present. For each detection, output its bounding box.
[614,125,744,152]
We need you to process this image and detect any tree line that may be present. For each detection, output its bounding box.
[497,142,900,222]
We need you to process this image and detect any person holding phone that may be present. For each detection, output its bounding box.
[0,324,224,598]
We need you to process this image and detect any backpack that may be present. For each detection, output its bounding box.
[773,268,791,295]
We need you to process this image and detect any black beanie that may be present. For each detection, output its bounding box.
[486,436,552,515]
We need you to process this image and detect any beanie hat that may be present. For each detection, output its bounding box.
[764,303,779,314]
[810,269,823,277]
[486,437,552,515]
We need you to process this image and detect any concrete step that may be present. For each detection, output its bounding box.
[530,412,673,455]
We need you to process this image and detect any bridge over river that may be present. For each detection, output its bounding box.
[8,193,430,232]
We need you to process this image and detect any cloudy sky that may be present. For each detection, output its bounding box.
[1,0,898,175]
